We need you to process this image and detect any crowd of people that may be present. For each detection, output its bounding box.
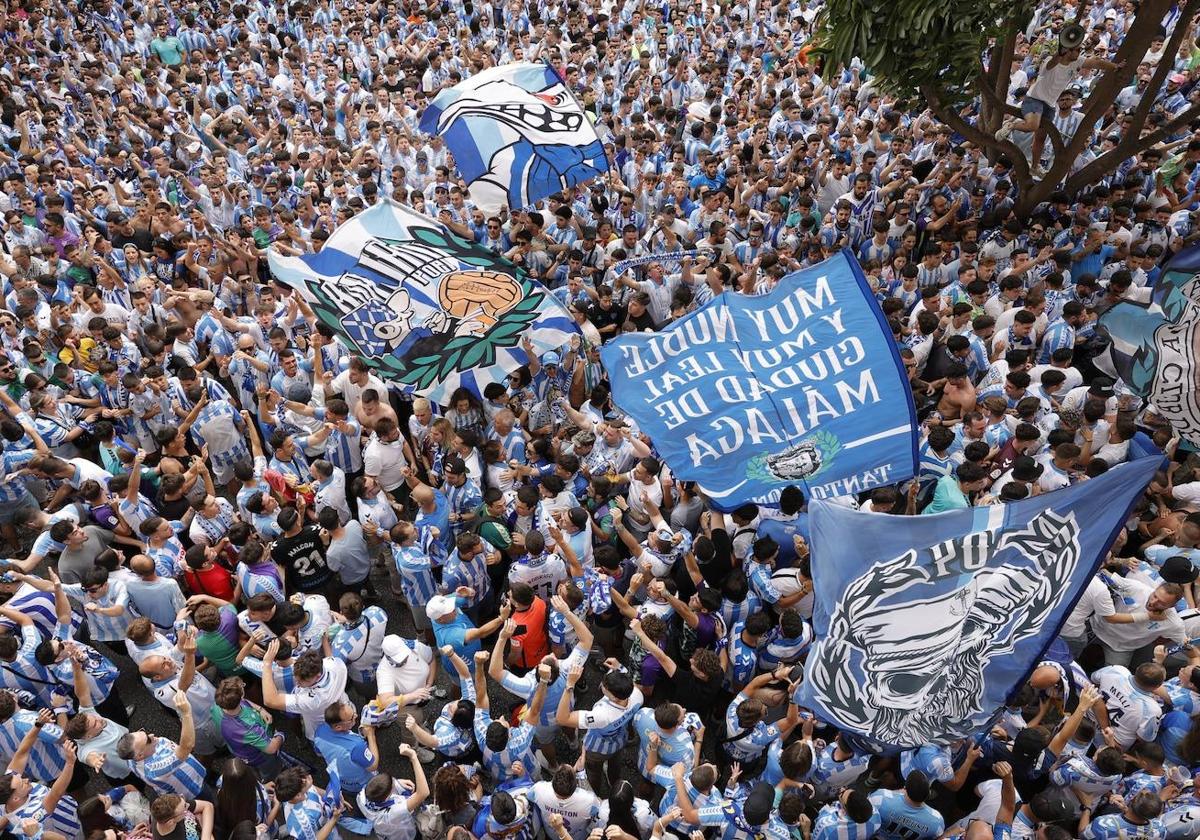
[2,0,1200,838]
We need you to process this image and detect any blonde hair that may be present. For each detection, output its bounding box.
[413,398,431,414]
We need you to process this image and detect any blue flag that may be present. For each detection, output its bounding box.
[1097,245,1200,447]
[599,250,917,510]
[795,450,1160,751]
[268,199,577,405]
[419,62,608,214]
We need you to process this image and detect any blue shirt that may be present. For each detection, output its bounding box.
[868,790,944,840]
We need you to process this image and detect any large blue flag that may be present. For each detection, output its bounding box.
[268,199,577,405]
[419,62,608,214]
[1097,245,1200,447]
[795,450,1160,752]
[599,250,918,510]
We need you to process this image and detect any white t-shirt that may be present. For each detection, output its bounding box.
[376,637,433,698]
[363,435,409,491]
[1060,575,1115,639]
[330,370,388,411]
[1028,54,1086,105]
[1091,578,1186,652]
[283,657,350,738]
[358,781,416,840]
[527,782,602,840]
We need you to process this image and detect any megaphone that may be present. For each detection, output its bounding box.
[1059,23,1086,51]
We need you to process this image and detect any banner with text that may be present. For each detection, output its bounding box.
[600,249,918,509]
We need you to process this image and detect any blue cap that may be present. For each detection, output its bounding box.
[540,351,561,367]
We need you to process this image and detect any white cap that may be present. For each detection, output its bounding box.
[380,635,411,665]
[425,594,457,621]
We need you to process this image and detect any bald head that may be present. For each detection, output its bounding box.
[130,554,155,577]
[1029,664,1059,691]
[412,485,434,508]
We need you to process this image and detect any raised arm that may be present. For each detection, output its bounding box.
[555,661,583,728]
[174,692,196,759]
[550,594,593,654]
[399,743,430,811]
[259,638,287,710]
[6,711,52,776]
[1049,683,1100,756]
[630,618,676,678]
[471,651,493,717]
[489,622,515,683]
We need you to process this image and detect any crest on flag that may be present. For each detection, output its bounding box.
[419,62,609,213]
[1097,245,1200,447]
[268,200,576,403]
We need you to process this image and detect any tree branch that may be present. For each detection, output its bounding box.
[991,27,1019,135]
[1063,101,1200,194]
[1061,0,1173,167]
[1127,0,1200,139]
[920,82,1033,187]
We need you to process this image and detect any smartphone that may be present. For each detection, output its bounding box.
[512,625,527,637]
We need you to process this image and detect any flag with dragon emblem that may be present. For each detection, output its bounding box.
[419,62,609,213]
[1096,245,1200,447]
[267,200,577,404]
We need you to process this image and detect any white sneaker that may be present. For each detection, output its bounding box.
[996,120,1015,142]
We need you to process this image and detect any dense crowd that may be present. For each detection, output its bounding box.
[2,0,1200,839]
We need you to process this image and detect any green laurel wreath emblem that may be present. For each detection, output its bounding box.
[395,281,545,392]
[745,429,843,484]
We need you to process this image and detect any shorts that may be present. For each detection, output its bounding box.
[0,491,38,526]
[1021,96,1054,119]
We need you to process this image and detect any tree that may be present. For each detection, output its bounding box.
[815,0,1200,217]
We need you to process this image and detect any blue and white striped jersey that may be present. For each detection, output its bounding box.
[138,735,206,797]
[4,780,80,840]
[578,688,644,756]
[0,711,67,783]
[331,605,387,684]
[432,672,478,757]
[474,708,537,781]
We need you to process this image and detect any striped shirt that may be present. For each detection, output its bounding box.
[237,560,286,602]
[1038,318,1075,364]
[310,409,362,474]
[578,688,644,756]
[442,543,495,610]
[757,623,815,668]
[474,709,536,782]
[724,692,780,761]
[432,672,478,756]
[63,580,132,641]
[444,478,483,537]
[917,438,960,492]
[391,539,439,608]
[331,605,387,683]
[0,449,36,505]
[147,534,187,577]
[191,399,250,474]
[5,780,80,840]
[812,801,882,840]
[0,626,58,703]
[189,498,237,547]
[0,586,78,639]
[0,711,68,783]
[138,736,206,797]
[284,787,336,840]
